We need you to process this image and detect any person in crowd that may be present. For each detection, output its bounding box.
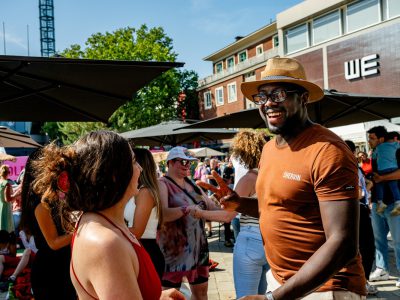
[30,131,184,300]
[19,149,76,300]
[0,229,34,285]
[230,129,270,298]
[345,140,377,295]
[358,151,373,178]
[372,131,400,215]
[199,57,366,299]
[367,126,400,288]
[207,158,233,247]
[222,160,235,187]
[0,165,15,233]
[125,148,165,280]
[158,146,232,299]
[199,158,212,237]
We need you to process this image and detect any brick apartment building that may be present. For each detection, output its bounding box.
[197,0,400,122]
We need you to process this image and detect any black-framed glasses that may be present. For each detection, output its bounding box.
[251,89,299,105]
[173,159,191,166]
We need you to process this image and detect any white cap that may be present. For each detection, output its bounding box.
[167,146,198,162]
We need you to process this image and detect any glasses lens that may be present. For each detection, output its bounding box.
[252,94,266,105]
[272,90,287,103]
[181,160,189,166]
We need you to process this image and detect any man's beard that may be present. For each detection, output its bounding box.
[267,113,303,135]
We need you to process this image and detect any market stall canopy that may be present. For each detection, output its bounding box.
[188,147,226,157]
[0,55,183,122]
[0,126,42,148]
[176,90,400,129]
[120,120,237,147]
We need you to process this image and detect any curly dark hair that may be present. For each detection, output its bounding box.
[32,130,134,231]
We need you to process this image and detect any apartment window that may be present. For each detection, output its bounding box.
[227,83,237,103]
[273,35,279,48]
[256,44,263,56]
[215,87,224,106]
[388,0,400,18]
[215,62,223,73]
[238,50,247,62]
[346,0,380,33]
[203,91,212,109]
[285,23,308,54]
[313,10,341,45]
[226,56,235,71]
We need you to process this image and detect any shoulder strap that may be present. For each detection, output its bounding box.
[164,175,200,205]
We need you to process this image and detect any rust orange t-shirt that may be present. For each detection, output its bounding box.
[257,124,366,295]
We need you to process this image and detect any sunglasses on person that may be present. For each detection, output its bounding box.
[173,159,191,166]
[251,88,300,105]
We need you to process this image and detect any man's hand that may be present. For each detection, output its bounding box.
[220,193,241,212]
[373,172,383,183]
[239,295,267,300]
[196,170,233,200]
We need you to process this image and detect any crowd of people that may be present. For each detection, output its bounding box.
[0,57,398,300]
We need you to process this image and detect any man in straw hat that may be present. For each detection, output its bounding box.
[197,57,366,299]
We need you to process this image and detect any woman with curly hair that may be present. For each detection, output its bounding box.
[229,129,270,298]
[20,148,76,300]
[124,148,165,280]
[31,131,184,300]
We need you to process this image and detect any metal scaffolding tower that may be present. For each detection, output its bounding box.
[39,0,55,57]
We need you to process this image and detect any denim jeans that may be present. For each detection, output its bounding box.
[375,168,400,201]
[233,225,269,298]
[371,203,400,272]
[12,211,21,236]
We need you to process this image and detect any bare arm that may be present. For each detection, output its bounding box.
[159,180,195,222]
[271,199,359,300]
[129,188,154,239]
[374,169,400,182]
[197,170,259,218]
[34,203,72,250]
[4,183,14,202]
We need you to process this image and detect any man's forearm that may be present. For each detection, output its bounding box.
[235,197,259,217]
[379,168,400,181]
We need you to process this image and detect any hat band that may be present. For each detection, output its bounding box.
[261,75,304,81]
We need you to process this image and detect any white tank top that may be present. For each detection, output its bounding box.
[124,197,159,239]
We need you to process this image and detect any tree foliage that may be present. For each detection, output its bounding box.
[42,25,199,143]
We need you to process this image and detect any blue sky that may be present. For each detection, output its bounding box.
[0,0,302,78]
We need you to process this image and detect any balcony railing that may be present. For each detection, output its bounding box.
[198,48,278,87]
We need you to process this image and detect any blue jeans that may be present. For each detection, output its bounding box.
[371,203,400,272]
[233,225,269,298]
[231,214,240,240]
[12,212,21,236]
[375,168,400,201]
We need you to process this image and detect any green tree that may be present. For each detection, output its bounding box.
[42,25,199,141]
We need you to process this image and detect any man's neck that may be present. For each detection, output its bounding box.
[276,119,313,146]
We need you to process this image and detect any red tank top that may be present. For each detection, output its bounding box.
[71,212,161,300]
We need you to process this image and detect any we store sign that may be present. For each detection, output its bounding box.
[344,54,379,80]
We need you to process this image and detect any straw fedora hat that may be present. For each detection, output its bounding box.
[241,57,324,103]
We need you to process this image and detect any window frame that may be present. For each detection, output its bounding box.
[215,86,224,106]
[272,35,279,48]
[238,50,248,63]
[285,22,309,54]
[226,56,235,71]
[203,91,212,110]
[312,9,342,45]
[215,61,223,74]
[387,0,400,19]
[346,0,381,34]
[256,44,264,56]
[227,82,237,103]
